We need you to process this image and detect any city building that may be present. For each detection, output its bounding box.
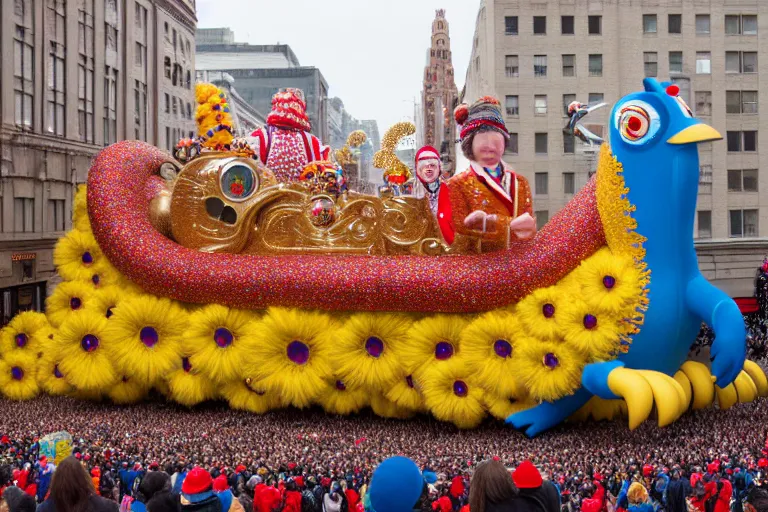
[464,0,768,296]
[196,27,235,45]
[195,43,329,142]
[196,70,266,136]
[0,0,196,325]
[421,9,459,175]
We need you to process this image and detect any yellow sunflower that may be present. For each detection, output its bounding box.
[53,230,105,283]
[517,339,586,402]
[184,304,259,384]
[243,308,335,408]
[571,248,644,314]
[420,358,486,429]
[400,315,468,379]
[0,311,49,355]
[317,378,370,415]
[559,299,622,360]
[107,376,150,404]
[46,281,94,328]
[515,286,569,341]
[86,286,131,320]
[36,351,74,396]
[107,295,187,385]
[57,309,119,391]
[370,393,416,419]
[332,313,411,390]
[483,393,537,421]
[166,357,218,406]
[0,351,40,400]
[31,324,57,359]
[460,312,525,398]
[221,377,283,414]
[384,373,425,411]
[88,257,124,290]
[73,184,91,232]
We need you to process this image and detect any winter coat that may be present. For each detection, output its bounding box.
[283,490,303,512]
[485,496,519,512]
[713,480,732,512]
[38,494,120,512]
[451,477,466,499]
[255,485,282,512]
[665,479,689,512]
[323,493,344,512]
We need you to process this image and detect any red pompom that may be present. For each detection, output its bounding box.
[479,96,501,106]
[454,104,469,125]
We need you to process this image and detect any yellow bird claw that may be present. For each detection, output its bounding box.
[673,371,692,414]
[743,360,768,397]
[733,371,758,403]
[608,367,653,430]
[680,361,716,410]
[715,383,738,410]
[637,370,686,427]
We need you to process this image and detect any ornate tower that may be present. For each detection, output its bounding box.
[421,9,459,176]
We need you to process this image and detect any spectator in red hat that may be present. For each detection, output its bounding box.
[255,479,280,512]
[512,461,560,512]
[180,466,220,511]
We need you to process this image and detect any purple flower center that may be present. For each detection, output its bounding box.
[406,375,414,388]
[15,333,28,348]
[435,341,454,360]
[493,339,512,358]
[453,380,468,397]
[365,337,384,358]
[182,357,192,373]
[82,251,93,265]
[91,274,100,286]
[106,307,114,319]
[122,376,129,383]
[603,275,616,289]
[542,303,555,318]
[214,327,234,348]
[70,297,82,310]
[335,380,346,391]
[11,367,24,380]
[140,327,159,348]
[287,340,310,365]
[583,314,598,330]
[544,353,560,369]
[53,364,63,379]
[81,334,99,352]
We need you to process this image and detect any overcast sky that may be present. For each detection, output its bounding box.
[195,0,480,135]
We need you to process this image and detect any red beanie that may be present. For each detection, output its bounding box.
[643,464,654,477]
[213,474,229,492]
[235,465,246,474]
[513,461,543,489]
[182,467,213,495]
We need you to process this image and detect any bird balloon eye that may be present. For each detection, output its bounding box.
[615,100,661,145]
[219,159,258,202]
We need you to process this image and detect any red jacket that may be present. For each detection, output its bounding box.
[282,490,302,512]
[713,479,732,512]
[436,496,453,512]
[256,485,281,512]
[450,476,465,498]
[346,489,360,509]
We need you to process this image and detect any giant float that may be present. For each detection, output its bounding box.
[1,79,766,437]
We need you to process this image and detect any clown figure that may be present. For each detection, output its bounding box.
[413,146,449,215]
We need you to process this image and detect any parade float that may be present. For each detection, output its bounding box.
[0,79,766,438]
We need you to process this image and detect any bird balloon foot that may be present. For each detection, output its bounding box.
[606,367,689,429]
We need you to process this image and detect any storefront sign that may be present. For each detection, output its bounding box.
[11,253,36,261]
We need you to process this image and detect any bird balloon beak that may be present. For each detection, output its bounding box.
[667,124,722,145]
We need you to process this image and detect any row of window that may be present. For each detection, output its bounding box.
[163,57,192,89]
[696,209,759,239]
[504,14,757,36]
[165,93,193,121]
[504,94,604,118]
[0,198,67,234]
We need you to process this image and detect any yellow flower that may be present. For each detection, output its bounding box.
[332,313,411,390]
[483,393,537,421]
[53,230,105,283]
[370,393,416,419]
[73,184,91,232]
[46,281,94,328]
[515,286,567,341]
[559,299,622,361]
[572,248,644,315]
[184,305,259,384]
[221,378,284,414]
[107,295,187,385]
[107,376,149,404]
[36,351,73,396]
[420,358,486,429]
[0,311,49,355]
[384,373,425,411]
[400,315,468,379]
[460,312,524,398]
[517,339,586,402]
[57,309,118,391]
[166,356,218,406]
[243,308,335,408]
[88,257,124,290]
[0,351,40,400]
[86,286,130,320]
[317,379,370,415]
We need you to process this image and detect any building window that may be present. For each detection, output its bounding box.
[135,42,145,67]
[46,1,66,136]
[505,95,519,117]
[743,52,758,73]
[695,91,711,116]
[562,54,575,77]
[535,133,548,154]
[134,80,147,141]
[643,14,657,34]
[726,51,758,73]
[727,131,741,151]
[535,173,549,195]
[166,126,171,151]
[164,57,171,79]
[696,14,710,34]
[165,93,170,113]
[172,96,177,116]
[14,198,35,233]
[726,14,758,35]
[730,209,759,237]
[744,131,757,151]
[187,103,192,120]
[644,52,658,77]
[48,199,65,232]
[135,1,143,27]
[588,93,604,105]
[78,0,95,144]
[668,14,682,34]
[588,15,601,35]
[533,16,546,34]
[561,15,574,35]
[13,0,35,129]
[697,211,712,239]
[699,164,712,194]
[186,70,191,89]
[508,133,518,155]
[563,134,575,154]
[727,90,758,114]
[589,54,603,76]
[563,172,575,194]
[534,55,547,77]
[696,52,711,74]
[728,169,759,192]
[742,91,758,114]
[742,15,758,35]
[535,211,549,230]
[505,16,518,35]
[534,95,548,116]
[505,55,519,77]
[669,51,683,73]
[563,94,576,116]
[103,66,117,145]
[727,131,757,152]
